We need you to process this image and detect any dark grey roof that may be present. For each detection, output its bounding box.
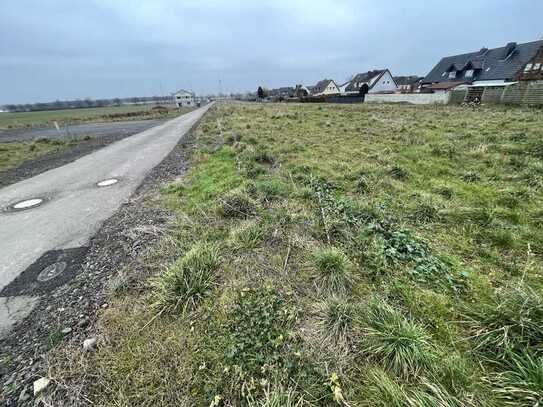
[423,40,543,84]
[345,70,386,92]
[312,79,337,94]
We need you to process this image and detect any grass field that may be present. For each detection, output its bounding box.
[0,139,74,172]
[0,104,192,130]
[53,102,543,406]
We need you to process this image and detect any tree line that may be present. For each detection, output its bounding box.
[2,95,174,113]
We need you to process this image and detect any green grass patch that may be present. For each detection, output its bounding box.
[69,102,543,406]
[0,139,73,171]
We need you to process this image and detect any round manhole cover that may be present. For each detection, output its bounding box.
[37,262,67,282]
[97,178,119,187]
[11,198,44,210]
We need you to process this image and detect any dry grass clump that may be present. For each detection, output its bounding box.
[217,189,257,218]
[315,296,357,343]
[356,298,437,379]
[463,281,543,356]
[151,242,220,314]
[313,246,354,295]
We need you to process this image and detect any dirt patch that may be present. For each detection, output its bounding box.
[0,134,129,189]
[0,119,201,405]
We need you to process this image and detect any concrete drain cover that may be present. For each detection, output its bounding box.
[11,198,44,210]
[37,261,67,282]
[97,178,119,187]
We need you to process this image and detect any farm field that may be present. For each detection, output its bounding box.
[0,139,74,172]
[53,102,543,405]
[0,104,192,130]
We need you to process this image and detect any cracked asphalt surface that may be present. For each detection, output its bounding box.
[0,103,212,337]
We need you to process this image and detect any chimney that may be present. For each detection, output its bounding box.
[502,42,517,59]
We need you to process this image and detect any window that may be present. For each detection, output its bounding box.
[524,63,533,72]
[442,72,447,77]
[533,63,541,71]
[465,69,474,78]
[448,71,456,79]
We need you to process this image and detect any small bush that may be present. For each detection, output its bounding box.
[356,298,436,378]
[218,190,257,218]
[463,281,543,356]
[313,247,354,295]
[152,243,220,314]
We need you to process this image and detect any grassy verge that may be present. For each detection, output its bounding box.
[0,139,74,172]
[56,102,543,406]
[0,105,194,130]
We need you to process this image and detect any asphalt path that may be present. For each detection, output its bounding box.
[0,118,167,142]
[0,103,212,336]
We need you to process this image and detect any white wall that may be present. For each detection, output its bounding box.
[365,92,450,105]
[369,71,397,93]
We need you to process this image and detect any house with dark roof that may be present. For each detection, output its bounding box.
[393,76,422,93]
[311,79,340,96]
[515,45,543,81]
[423,39,543,89]
[344,69,397,94]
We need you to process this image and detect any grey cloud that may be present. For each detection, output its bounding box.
[1,0,542,103]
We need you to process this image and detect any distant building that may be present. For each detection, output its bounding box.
[344,70,397,94]
[422,39,543,88]
[173,89,195,107]
[311,79,340,96]
[294,84,310,98]
[394,76,422,93]
[268,87,295,98]
[515,45,543,81]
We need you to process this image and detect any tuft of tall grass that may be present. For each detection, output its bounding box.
[230,220,265,249]
[217,189,257,218]
[246,383,306,407]
[313,247,354,295]
[487,350,543,407]
[356,298,436,378]
[315,297,357,342]
[361,367,470,407]
[152,243,220,314]
[463,281,543,356]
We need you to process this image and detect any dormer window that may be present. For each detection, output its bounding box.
[448,71,456,79]
[465,69,474,78]
[533,63,541,71]
[524,63,533,72]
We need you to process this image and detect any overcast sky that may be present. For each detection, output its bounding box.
[1,0,542,104]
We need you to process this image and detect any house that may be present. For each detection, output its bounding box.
[311,79,340,96]
[344,70,397,94]
[394,76,422,93]
[422,39,543,89]
[294,84,311,98]
[173,89,196,107]
[269,87,295,98]
[515,45,543,81]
